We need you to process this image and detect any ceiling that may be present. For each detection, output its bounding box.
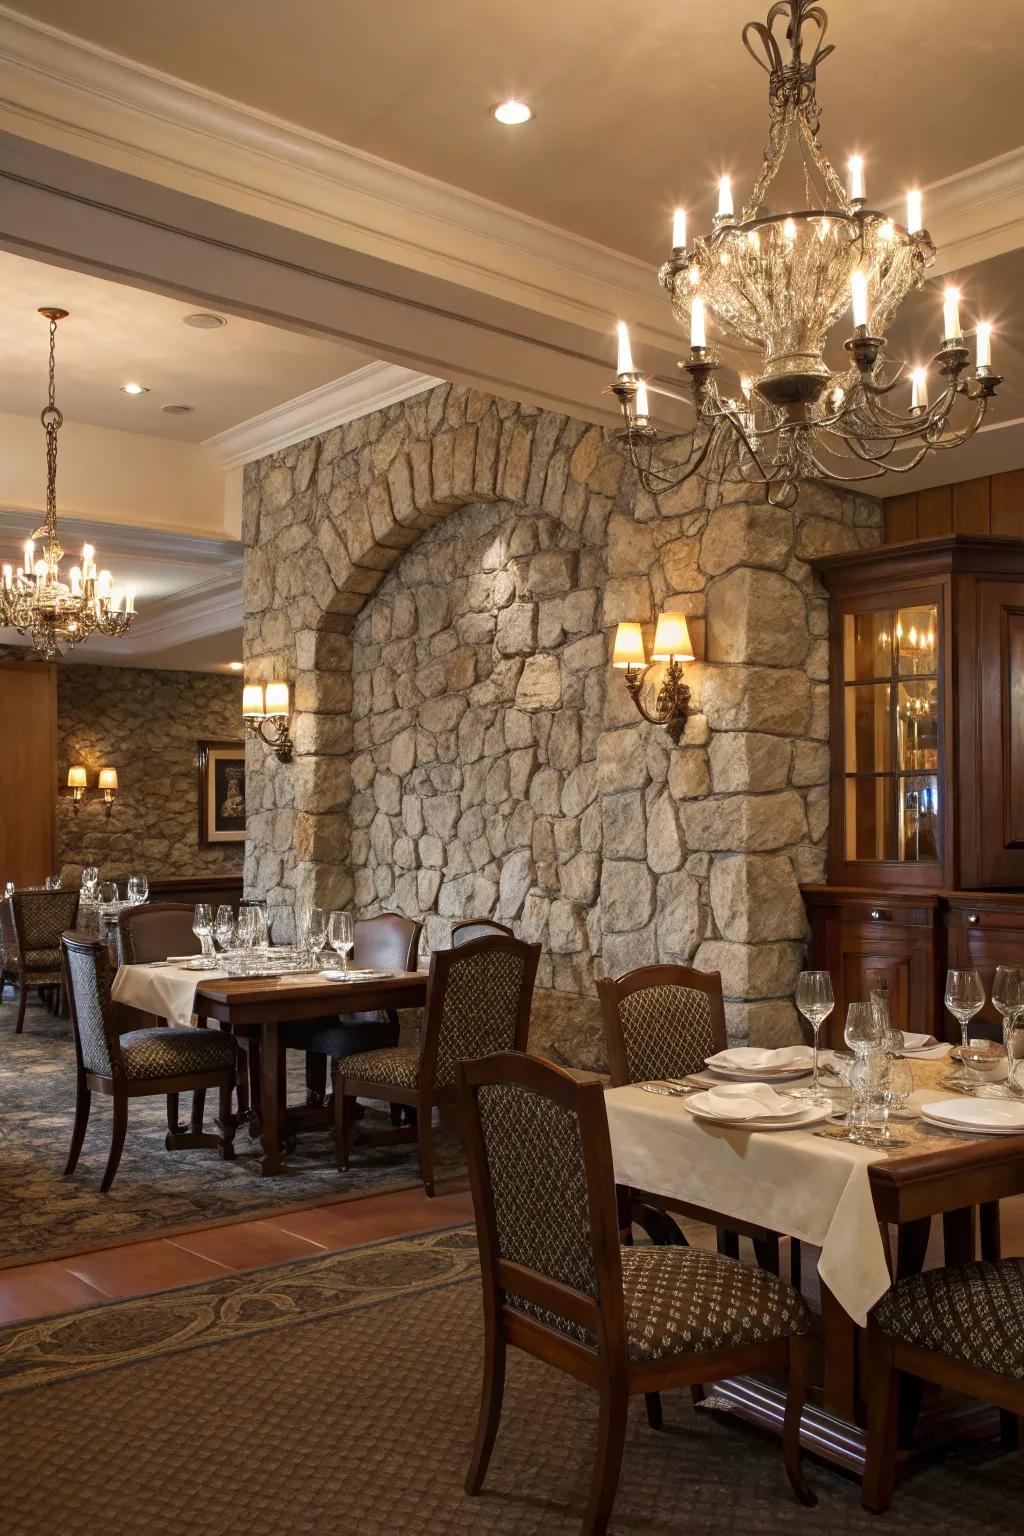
[9,0,1024,263]
[0,248,372,440]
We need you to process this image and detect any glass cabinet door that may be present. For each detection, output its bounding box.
[842,601,940,867]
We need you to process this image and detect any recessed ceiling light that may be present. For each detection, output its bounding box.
[121,382,148,395]
[229,661,244,671]
[161,403,195,415]
[491,99,533,126]
[183,312,227,329]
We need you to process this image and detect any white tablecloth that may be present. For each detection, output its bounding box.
[605,1084,916,1327]
[111,963,227,1026]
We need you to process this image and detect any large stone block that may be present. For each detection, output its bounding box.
[701,667,811,735]
[655,869,704,962]
[682,791,807,852]
[700,504,793,575]
[646,791,685,873]
[601,860,655,932]
[693,939,805,1000]
[705,568,809,666]
[707,732,791,793]
[709,853,807,942]
[515,654,562,711]
[596,728,648,793]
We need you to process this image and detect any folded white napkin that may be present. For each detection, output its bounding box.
[900,1032,937,1052]
[698,1082,805,1120]
[707,1045,813,1071]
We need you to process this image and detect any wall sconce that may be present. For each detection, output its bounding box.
[65,765,87,815]
[612,612,694,743]
[97,766,119,817]
[243,681,293,762]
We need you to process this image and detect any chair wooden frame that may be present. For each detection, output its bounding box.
[862,1311,1024,1512]
[598,963,795,1278]
[450,917,514,945]
[5,888,80,1031]
[457,1051,815,1536]
[334,934,539,1197]
[61,932,237,1193]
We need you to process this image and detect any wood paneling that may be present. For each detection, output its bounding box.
[0,662,56,887]
[882,470,1024,543]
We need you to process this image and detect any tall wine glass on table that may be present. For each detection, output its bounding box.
[792,971,834,1104]
[944,969,986,1087]
[328,911,354,972]
[991,966,1024,1098]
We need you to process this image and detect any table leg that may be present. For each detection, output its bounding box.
[260,1023,284,1176]
[820,1284,857,1424]
[895,1217,931,1279]
[942,1207,975,1265]
[979,1201,1001,1261]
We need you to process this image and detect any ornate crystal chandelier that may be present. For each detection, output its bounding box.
[0,308,136,659]
[611,0,1003,508]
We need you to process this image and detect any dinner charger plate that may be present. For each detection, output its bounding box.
[706,1065,811,1084]
[920,1098,1024,1135]
[685,1099,832,1132]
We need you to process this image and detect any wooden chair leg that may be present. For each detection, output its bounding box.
[100,1094,129,1193]
[64,1072,91,1175]
[190,1089,207,1136]
[582,1380,628,1536]
[862,1328,901,1513]
[753,1232,781,1275]
[717,1228,740,1259]
[417,1095,435,1198]
[166,1092,183,1135]
[790,1237,802,1290]
[644,1393,663,1430]
[464,1323,507,1494]
[14,982,27,1033]
[333,1072,351,1170]
[999,1410,1022,1451]
[305,1051,328,1106]
[782,1333,816,1506]
[217,1081,237,1160]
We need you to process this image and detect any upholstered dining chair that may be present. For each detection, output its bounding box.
[863,1259,1024,1511]
[61,932,237,1192]
[451,917,514,946]
[457,1051,815,1535]
[334,932,540,1196]
[279,912,423,1139]
[5,887,80,1031]
[597,963,795,1279]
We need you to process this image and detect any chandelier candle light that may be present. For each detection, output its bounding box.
[610,1,1004,507]
[0,310,137,658]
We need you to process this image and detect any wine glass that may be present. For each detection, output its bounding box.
[844,1001,881,1057]
[991,965,1024,1098]
[4,880,15,899]
[944,968,986,1085]
[235,905,258,969]
[213,904,236,952]
[328,910,354,971]
[81,866,99,900]
[98,880,118,909]
[305,905,327,964]
[239,898,270,951]
[126,873,148,905]
[879,1056,914,1145]
[44,874,61,890]
[793,971,834,1103]
[192,902,215,963]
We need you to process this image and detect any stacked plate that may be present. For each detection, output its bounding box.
[705,1045,814,1083]
[686,1082,830,1132]
[920,1098,1024,1137]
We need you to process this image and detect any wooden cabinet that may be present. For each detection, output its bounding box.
[0,661,56,887]
[944,895,1024,1039]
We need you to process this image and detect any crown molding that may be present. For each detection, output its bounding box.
[0,506,241,563]
[206,362,440,470]
[0,7,672,345]
[917,146,1024,276]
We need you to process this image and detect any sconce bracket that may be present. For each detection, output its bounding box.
[245,715,294,763]
[623,661,691,744]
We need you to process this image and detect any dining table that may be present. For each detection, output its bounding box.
[111,962,429,1176]
[605,1054,1024,1473]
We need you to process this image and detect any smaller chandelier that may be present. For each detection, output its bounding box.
[609,1,1004,508]
[0,308,136,660]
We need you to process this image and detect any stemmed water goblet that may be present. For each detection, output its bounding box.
[213,904,236,953]
[304,905,328,966]
[944,968,986,1087]
[44,874,61,890]
[98,880,118,910]
[328,910,354,972]
[81,866,99,902]
[192,902,216,965]
[126,873,148,906]
[234,905,259,973]
[991,965,1024,1098]
[792,971,834,1104]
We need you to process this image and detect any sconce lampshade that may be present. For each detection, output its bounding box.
[97,767,119,791]
[66,765,87,789]
[264,681,290,717]
[612,622,647,670]
[652,612,695,663]
[242,683,266,718]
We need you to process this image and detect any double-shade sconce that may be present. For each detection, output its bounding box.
[63,765,119,817]
[612,612,695,743]
[242,681,293,762]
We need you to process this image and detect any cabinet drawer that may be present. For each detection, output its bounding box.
[838,901,932,927]
[945,904,1024,935]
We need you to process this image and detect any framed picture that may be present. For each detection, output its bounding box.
[196,740,246,847]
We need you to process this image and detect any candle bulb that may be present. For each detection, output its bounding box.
[907,189,923,234]
[717,175,733,218]
[851,269,869,330]
[976,322,992,370]
[943,286,962,341]
[672,208,687,251]
[690,295,706,350]
[23,539,33,574]
[848,155,865,202]
[125,589,135,615]
[111,587,124,614]
[2,563,11,589]
[634,379,650,420]
[740,375,752,401]
[97,569,112,601]
[615,321,634,378]
[911,367,929,411]
[69,565,81,595]
[33,559,46,580]
[783,217,797,243]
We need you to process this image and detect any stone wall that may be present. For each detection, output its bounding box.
[56,665,244,881]
[243,383,880,1066]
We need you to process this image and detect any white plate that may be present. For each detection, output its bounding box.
[707,1065,812,1083]
[920,1098,1024,1135]
[686,1098,832,1132]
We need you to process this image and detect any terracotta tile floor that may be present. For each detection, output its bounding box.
[0,1178,474,1324]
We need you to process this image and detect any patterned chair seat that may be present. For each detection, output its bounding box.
[337,1044,421,1089]
[22,947,63,972]
[874,1259,1024,1380]
[119,1027,238,1082]
[620,1246,810,1362]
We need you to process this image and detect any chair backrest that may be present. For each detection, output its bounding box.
[11,889,80,956]
[61,932,123,1079]
[451,918,514,947]
[0,896,18,967]
[597,963,727,1086]
[118,903,199,965]
[353,912,421,972]
[458,1050,626,1354]
[421,935,540,1089]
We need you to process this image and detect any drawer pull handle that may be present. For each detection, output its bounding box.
[870,909,883,920]
[968,913,980,925]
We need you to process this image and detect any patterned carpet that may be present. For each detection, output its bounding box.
[1,1227,1022,1535]
[0,995,465,1268]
